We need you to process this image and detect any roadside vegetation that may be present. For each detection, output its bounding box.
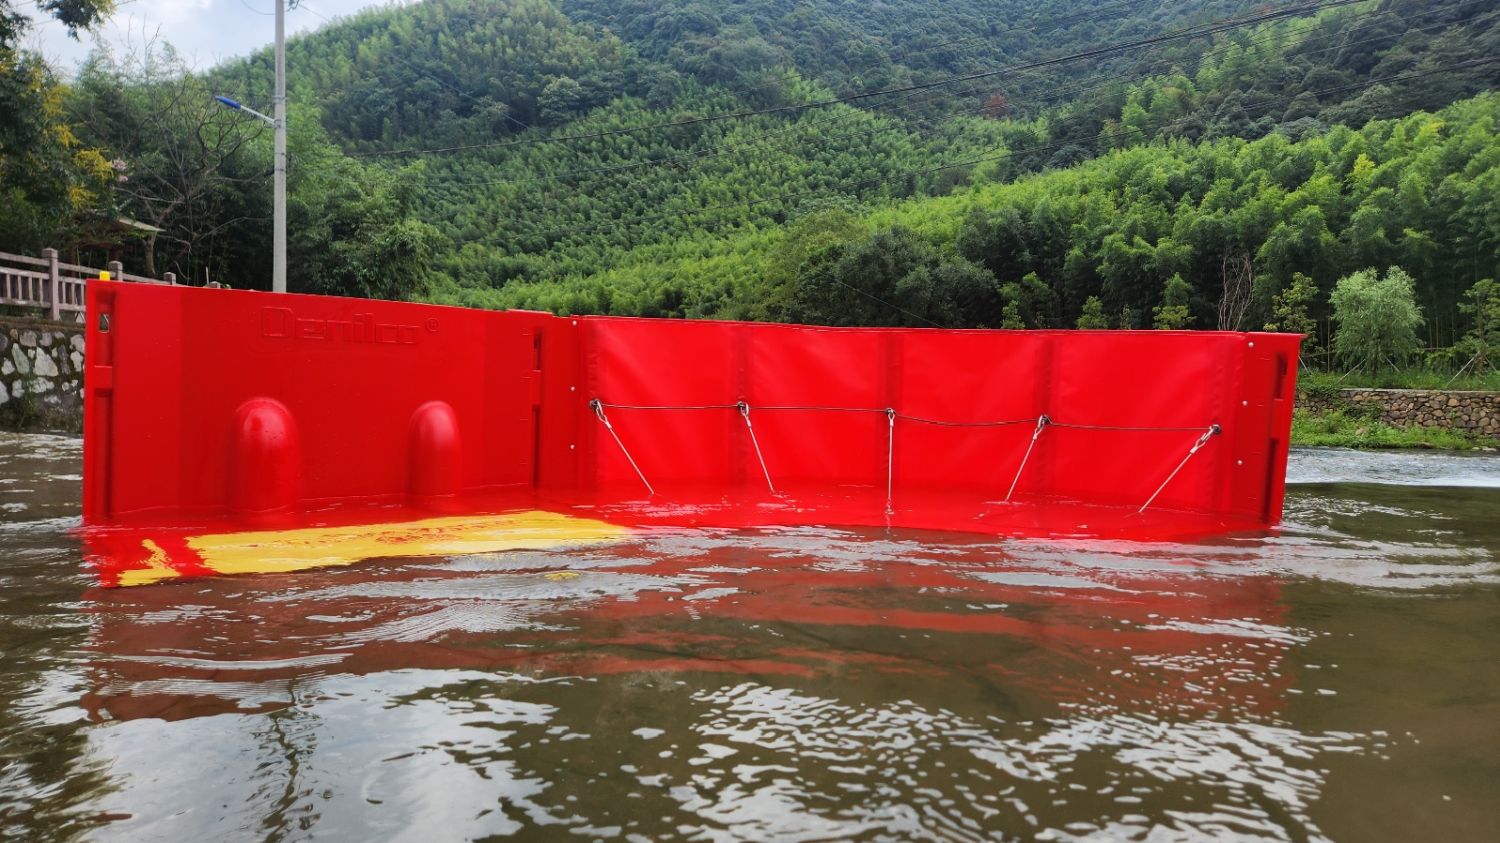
[1299,368,1500,392]
[1289,264,1498,448]
[1291,408,1493,449]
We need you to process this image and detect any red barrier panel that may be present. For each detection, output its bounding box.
[580,317,1299,522]
[82,282,1299,544]
[83,281,560,525]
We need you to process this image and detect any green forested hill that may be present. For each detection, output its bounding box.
[465,94,1499,343]
[1,0,1497,349]
[228,0,1495,153]
[223,0,1258,150]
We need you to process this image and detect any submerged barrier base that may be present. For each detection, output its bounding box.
[83,488,1269,587]
[80,283,1298,586]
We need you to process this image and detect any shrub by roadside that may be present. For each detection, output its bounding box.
[1290,408,1497,451]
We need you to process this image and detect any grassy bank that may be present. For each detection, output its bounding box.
[1298,369,1500,393]
[1290,408,1497,450]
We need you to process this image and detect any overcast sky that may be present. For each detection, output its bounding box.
[25,0,410,75]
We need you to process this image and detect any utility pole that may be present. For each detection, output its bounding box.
[214,2,288,292]
[273,0,287,293]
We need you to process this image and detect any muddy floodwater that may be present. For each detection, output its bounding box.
[1,433,1496,842]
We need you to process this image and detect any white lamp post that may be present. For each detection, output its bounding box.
[213,0,287,293]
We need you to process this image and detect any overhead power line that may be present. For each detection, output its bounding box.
[295,1,538,134]
[288,0,1156,138]
[892,0,1160,61]
[425,0,1489,193]
[656,0,1166,120]
[514,57,1498,243]
[352,0,1374,158]
[498,57,1496,330]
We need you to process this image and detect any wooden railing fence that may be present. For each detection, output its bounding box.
[0,250,175,322]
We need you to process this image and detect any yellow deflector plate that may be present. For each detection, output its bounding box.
[115,511,631,587]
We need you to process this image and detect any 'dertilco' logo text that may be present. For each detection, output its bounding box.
[261,306,436,346]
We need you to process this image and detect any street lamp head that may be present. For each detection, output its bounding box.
[213,95,275,126]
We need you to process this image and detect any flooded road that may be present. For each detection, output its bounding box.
[1,432,1496,841]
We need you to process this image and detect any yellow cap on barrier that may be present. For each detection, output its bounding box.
[98,271,112,281]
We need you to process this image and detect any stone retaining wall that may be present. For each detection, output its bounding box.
[1297,386,1500,440]
[0,318,84,433]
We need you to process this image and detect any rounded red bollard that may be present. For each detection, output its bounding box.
[228,397,302,520]
[408,400,462,509]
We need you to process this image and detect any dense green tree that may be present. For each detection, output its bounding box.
[957,205,1033,285]
[1265,272,1319,336]
[786,225,998,328]
[64,45,439,292]
[996,271,1059,329]
[285,129,443,299]
[1455,278,1500,374]
[0,0,110,49]
[67,46,270,277]
[538,76,589,125]
[1076,296,1108,329]
[751,207,863,321]
[1152,273,1193,329]
[1001,301,1024,329]
[0,50,112,252]
[0,1,114,252]
[1330,266,1424,372]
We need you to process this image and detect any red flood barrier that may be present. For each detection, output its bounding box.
[81,281,1299,584]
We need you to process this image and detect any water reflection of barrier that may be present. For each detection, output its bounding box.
[78,533,1293,723]
[80,282,1299,581]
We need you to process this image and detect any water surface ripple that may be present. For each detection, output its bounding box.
[1,435,1496,841]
